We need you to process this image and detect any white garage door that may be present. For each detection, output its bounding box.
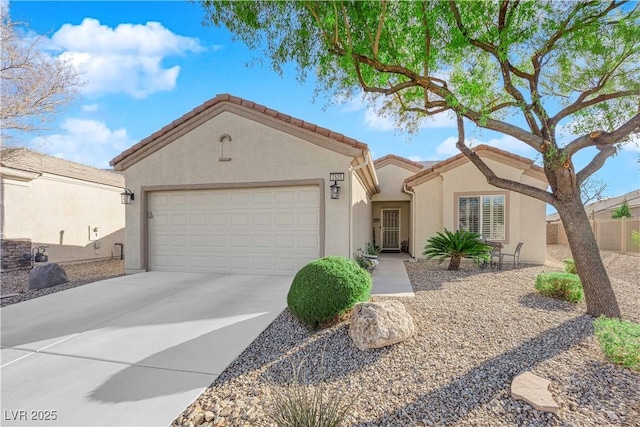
[149,186,320,275]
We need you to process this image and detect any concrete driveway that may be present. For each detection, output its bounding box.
[1,272,291,426]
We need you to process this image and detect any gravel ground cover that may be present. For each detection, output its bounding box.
[173,246,640,427]
[0,259,125,307]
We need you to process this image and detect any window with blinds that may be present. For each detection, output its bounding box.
[458,195,505,240]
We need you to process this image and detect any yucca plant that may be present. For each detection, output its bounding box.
[423,229,490,271]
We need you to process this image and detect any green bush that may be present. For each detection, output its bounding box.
[563,259,577,274]
[535,272,584,302]
[287,256,371,329]
[423,229,490,271]
[594,316,640,372]
[612,200,632,219]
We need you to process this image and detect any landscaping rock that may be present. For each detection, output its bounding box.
[28,263,68,290]
[511,371,559,413]
[349,300,415,350]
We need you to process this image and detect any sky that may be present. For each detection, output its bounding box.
[6,1,640,210]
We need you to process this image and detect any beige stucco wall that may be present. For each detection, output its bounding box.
[372,164,414,202]
[411,177,443,256]
[123,111,359,272]
[412,158,547,264]
[351,172,372,256]
[1,173,125,264]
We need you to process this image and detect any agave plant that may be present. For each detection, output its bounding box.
[423,229,490,271]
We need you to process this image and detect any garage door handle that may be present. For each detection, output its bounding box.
[148,212,154,219]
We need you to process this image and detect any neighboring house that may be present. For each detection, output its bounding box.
[1,148,126,270]
[546,189,640,253]
[546,189,640,223]
[110,94,548,276]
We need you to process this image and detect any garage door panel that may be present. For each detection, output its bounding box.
[150,186,320,275]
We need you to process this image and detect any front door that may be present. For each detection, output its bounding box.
[381,209,400,250]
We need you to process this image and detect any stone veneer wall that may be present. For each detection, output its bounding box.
[1,238,32,271]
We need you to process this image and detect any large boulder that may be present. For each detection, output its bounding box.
[349,300,415,350]
[28,263,68,290]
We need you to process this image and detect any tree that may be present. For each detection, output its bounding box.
[611,199,632,218]
[202,1,640,318]
[1,4,81,142]
[580,176,608,206]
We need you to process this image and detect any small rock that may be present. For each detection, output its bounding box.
[606,410,619,421]
[511,371,559,413]
[192,412,204,426]
[28,263,68,290]
[349,300,415,350]
[204,411,214,422]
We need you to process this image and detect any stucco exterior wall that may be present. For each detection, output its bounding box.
[123,111,357,272]
[1,174,125,264]
[351,172,372,256]
[372,164,414,202]
[412,157,547,264]
[411,177,443,256]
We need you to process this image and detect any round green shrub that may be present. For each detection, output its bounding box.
[287,256,372,328]
[535,272,584,302]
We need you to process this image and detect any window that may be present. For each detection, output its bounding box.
[458,195,505,240]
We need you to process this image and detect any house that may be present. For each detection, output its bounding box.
[546,189,640,253]
[546,189,640,223]
[1,148,126,270]
[110,94,548,275]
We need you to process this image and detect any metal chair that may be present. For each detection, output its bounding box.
[500,242,524,269]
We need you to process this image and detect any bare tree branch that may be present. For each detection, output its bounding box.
[0,5,82,139]
[576,145,618,186]
[454,114,556,206]
[565,112,640,156]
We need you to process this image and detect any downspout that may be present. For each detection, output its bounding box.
[402,182,416,258]
[348,151,371,259]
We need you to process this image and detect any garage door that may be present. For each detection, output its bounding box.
[148,186,320,275]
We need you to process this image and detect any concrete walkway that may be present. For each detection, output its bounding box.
[371,253,415,297]
[1,272,291,426]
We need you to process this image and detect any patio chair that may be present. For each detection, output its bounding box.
[487,241,503,269]
[500,242,524,269]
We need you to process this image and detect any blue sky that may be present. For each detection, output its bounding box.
[7,1,640,205]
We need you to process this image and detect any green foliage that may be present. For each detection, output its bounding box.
[612,200,632,219]
[287,256,371,329]
[423,229,490,271]
[632,230,640,247]
[535,272,584,302]
[267,353,358,427]
[563,259,577,274]
[594,316,640,372]
[353,251,374,271]
[365,242,381,256]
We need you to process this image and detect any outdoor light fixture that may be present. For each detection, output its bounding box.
[329,172,344,200]
[120,188,135,205]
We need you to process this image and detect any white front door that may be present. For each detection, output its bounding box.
[381,209,400,250]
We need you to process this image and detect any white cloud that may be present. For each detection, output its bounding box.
[82,103,99,112]
[355,98,455,132]
[407,155,424,162]
[51,18,203,98]
[32,119,133,168]
[621,133,640,153]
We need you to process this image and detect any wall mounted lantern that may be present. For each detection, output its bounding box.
[120,188,135,205]
[329,172,344,199]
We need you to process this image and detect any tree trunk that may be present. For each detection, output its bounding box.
[448,256,461,271]
[556,192,621,318]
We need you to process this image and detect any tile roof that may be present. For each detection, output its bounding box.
[404,144,545,185]
[110,93,369,167]
[373,154,425,170]
[1,148,124,188]
[546,189,640,221]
